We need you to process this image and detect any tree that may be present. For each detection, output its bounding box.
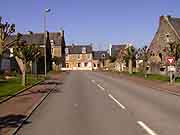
[52,56,62,71]
[136,45,151,77]
[123,45,136,74]
[0,16,21,56]
[163,41,180,62]
[13,41,40,86]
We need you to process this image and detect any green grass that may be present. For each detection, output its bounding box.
[145,74,169,82]
[0,74,44,99]
[121,72,170,82]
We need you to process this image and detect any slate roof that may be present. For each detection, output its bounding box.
[111,44,126,57]
[93,51,109,60]
[149,16,180,53]
[65,45,92,54]
[169,17,180,37]
[7,32,63,46]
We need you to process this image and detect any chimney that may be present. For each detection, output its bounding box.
[61,30,64,37]
[167,15,171,19]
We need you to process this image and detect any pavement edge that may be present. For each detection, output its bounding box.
[10,84,57,135]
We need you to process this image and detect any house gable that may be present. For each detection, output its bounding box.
[149,15,180,63]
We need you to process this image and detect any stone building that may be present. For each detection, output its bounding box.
[114,45,127,72]
[109,44,127,57]
[92,51,109,70]
[149,15,180,74]
[2,30,66,74]
[64,44,93,70]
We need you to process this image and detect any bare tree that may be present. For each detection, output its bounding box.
[0,16,21,56]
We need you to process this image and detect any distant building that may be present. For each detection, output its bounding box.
[1,30,66,74]
[109,44,127,57]
[149,15,180,74]
[92,51,109,70]
[64,44,93,70]
[114,45,127,72]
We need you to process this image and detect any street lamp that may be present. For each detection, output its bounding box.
[44,8,51,77]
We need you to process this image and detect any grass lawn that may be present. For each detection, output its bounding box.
[121,72,170,82]
[0,74,44,99]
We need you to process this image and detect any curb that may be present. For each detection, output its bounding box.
[0,80,44,104]
[11,84,57,135]
[149,86,180,97]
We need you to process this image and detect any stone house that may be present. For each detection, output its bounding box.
[109,44,127,57]
[92,51,109,70]
[64,45,93,70]
[149,15,180,74]
[114,45,127,72]
[1,30,66,74]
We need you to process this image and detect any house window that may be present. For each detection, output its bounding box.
[85,63,88,67]
[94,63,96,67]
[51,48,54,55]
[88,54,92,60]
[77,55,81,60]
[78,63,81,67]
[66,63,69,68]
[82,47,86,53]
[66,55,69,61]
[160,67,165,72]
[65,48,69,54]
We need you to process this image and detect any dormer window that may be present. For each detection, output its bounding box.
[82,47,86,53]
[101,53,106,59]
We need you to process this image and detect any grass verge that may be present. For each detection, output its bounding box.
[0,74,44,99]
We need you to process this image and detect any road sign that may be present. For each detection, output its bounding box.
[166,57,175,65]
[168,66,176,72]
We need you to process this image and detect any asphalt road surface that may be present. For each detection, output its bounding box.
[17,71,180,135]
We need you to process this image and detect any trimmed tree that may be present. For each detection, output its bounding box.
[136,45,150,77]
[52,56,62,71]
[123,45,136,74]
[0,16,21,56]
[13,41,40,86]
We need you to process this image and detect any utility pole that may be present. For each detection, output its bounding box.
[44,8,51,77]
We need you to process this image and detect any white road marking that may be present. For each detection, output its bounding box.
[137,121,157,135]
[91,80,96,83]
[108,94,126,110]
[97,84,105,91]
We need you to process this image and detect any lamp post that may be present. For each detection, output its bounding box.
[28,31,34,76]
[44,8,51,77]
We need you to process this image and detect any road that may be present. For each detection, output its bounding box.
[17,71,180,135]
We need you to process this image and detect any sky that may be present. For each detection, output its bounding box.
[0,0,180,50]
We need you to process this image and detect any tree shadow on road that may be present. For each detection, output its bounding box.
[0,114,31,133]
[40,81,63,85]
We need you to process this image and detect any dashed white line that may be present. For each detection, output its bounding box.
[91,80,96,83]
[97,84,105,91]
[137,121,157,135]
[108,94,126,110]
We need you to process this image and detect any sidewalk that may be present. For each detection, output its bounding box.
[103,71,180,96]
[0,72,67,135]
